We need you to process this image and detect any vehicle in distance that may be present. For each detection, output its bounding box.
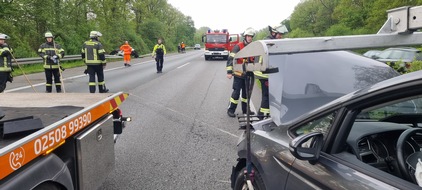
[363,50,382,58]
[375,47,422,72]
[194,44,201,50]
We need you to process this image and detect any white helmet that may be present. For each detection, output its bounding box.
[242,27,256,37]
[44,32,54,38]
[269,25,289,34]
[0,33,10,40]
[90,31,102,38]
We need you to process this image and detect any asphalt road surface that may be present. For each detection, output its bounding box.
[5,50,253,189]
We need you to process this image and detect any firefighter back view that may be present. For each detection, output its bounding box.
[81,31,109,93]
[226,27,256,118]
[0,33,13,93]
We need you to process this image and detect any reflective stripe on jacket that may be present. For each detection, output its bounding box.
[0,44,12,72]
[81,39,106,65]
[226,41,254,78]
[38,42,65,69]
[152,44,166,56]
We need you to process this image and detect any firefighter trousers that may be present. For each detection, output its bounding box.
[45,68,61,93]
[228,76,248,113]
[155,54,164,72]
[87,64,107,93]
[258,78,270,118]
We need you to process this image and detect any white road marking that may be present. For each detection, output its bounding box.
[177,62,190,69]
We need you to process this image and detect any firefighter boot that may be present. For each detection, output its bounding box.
[46,86,52,93]
[242,102,255,115]
[89,85,96,93]
[56,86,62,93]
[99,84,109,93]
[227,101,237,118]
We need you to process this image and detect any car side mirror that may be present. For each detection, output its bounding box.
[289,132,323,165]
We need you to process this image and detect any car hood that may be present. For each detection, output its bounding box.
[268,51,399,126]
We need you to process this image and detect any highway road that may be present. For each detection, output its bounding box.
[5,50,253,189]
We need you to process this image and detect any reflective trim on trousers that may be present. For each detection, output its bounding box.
[241,98,247,103]
[259,108,270,114]
[230,97,238,104]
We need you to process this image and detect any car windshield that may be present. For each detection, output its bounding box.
[357,96,422,123]
[267,51,399,125]
[206,34,227,43]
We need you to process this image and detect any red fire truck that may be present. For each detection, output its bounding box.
[202,29,240,60]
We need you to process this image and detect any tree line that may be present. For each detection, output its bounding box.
[284,0,422,38]
[1,0,420,59]
[0,0,196,58]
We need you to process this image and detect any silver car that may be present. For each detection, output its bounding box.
[230,50,422,189]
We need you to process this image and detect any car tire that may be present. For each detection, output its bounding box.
[233,166,266,190]
[33,182,63,190]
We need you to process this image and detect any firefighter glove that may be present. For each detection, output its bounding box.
[53,55,58,59]
[60,66,65,71]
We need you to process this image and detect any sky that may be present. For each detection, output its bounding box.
[167,0,302,34]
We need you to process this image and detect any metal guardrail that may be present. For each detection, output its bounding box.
[13,53,152,65]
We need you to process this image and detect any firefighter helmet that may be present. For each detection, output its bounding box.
[0,33,9,40]
[90,31,102,38]
[44,32,54,38]
[269,25,289,34]
[242,27,256,37]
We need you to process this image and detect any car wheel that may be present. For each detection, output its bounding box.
[233,166,266,190]
[33,182,63,190]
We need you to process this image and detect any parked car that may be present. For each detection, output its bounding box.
[363,50,382,58]
[194,44,201,50]
[230,49,422,189]
[375,47,422,72]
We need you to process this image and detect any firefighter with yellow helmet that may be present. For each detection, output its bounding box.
[0,33,13,93]
[226,27,256,118]
[254,24,288,119]
[38,31,65,93]
[81,31,109,93]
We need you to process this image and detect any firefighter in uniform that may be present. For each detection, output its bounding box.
[226,27,256,117]
[38,32,65,93]
[254,25,288,119]
[152,38,166,73]
[0,33,13,93]
[81,31,109,93]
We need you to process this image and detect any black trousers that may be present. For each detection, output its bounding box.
[0,72,10,93]
[155,55,164,72]
[228,76,248,113]
[258,78,269,115]
[45,68,61,93]
[87,64,106,93]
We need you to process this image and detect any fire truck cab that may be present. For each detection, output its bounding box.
[202,29,240,61]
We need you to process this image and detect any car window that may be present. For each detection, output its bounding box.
[377,50,392,59]
[345,95,422,185]
[293,111,337,137]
